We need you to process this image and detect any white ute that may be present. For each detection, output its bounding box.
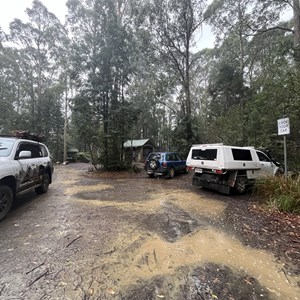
[186,144,280,194]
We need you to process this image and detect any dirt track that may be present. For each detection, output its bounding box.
[0,163,299,299]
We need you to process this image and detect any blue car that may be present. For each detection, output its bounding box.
[144,152,188,179]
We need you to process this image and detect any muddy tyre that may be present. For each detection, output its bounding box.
[0,185,13,222]
[234,177,247,194]
[168,168,175,179]
[36,172,50,194]
[148,174,155,178]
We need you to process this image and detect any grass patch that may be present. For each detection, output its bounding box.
[254,176,300,214]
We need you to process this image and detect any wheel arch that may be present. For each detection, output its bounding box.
[45,167,52,184]
[236,170,247,176]
[39,166,52,184]
[0,176,17,197]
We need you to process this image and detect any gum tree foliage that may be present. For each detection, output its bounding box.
[0,0,299,168]
[255,0,300,65]
[66,0,138,169]
[0,1,66,157]
[200,0,300,166]
[123,0,179,152]
[203,1,284,130]
[204,0,286,98]
[133,0,208,154]
[246,27,300,166]
[0,29,21,133]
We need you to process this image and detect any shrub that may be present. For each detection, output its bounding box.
[254,176,300,214]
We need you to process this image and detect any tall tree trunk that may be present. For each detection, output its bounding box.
[238,0,245,83]
[63,81,68,163]
[293,0,300,65]
[185,36,193,144]
[104,91,109,169]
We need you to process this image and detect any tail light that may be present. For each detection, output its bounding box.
[162,162,167,167]
[213,169,223,174]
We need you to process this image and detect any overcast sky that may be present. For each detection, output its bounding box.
[0,0,214,49]
[0,1,294,51]
[0,0,215,49]
[0,0,68,31]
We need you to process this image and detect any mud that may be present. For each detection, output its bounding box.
[0,163,299,300]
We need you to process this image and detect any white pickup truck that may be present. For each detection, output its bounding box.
[0,135,54,221]
[186,144,281,194]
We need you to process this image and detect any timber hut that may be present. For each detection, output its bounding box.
[123,139,157,162]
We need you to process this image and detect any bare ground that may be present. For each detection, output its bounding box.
[0,163,299,300]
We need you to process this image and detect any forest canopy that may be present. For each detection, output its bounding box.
[0,0,299,169]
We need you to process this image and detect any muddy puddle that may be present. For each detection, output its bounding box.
[62,168,300,300]
[1,164,299,300]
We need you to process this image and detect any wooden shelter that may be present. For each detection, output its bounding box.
[123,139,157,162]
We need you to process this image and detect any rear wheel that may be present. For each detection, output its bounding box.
[36,172,50,194]
[0,185,13,222]
[234,177,247,194]
[168,168,175,179]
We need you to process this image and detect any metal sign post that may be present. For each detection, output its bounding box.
[277,117,290,179]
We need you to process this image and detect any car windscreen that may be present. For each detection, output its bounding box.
[0,138,15,157]
[191,149,217,160]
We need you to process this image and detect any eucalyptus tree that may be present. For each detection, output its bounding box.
[248,0,300,66]
[137,0,208,150]
[188,48,216,143]
[0,27,24,133]
[245,25,299,160]
[293,0,300,63]
[0,46,19,133]
[202,1,292,145]
[66,0,137,168]
[205,0,286,85]
[8,0,66,140]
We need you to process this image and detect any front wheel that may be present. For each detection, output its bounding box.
[234,177,247,194]
[36,172,50,194]
[0,185,13,222]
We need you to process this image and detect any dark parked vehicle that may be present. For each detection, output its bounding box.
[144,152,188,179]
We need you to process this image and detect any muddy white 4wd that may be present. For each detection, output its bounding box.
[0,136,54,221]
[186,144,280,194]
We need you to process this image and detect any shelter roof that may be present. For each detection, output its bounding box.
[123,139,153,148]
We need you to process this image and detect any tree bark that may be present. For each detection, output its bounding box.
[63,79,68,163]
[293,0,300,65]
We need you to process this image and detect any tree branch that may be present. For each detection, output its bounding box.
[246,24,294,36]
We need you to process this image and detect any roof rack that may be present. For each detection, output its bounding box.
[192,143,224,147]
[0,131,46,143]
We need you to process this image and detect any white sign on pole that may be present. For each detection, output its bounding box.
[277,117,290,135]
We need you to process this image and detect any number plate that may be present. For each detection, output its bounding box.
[195,168,203,173]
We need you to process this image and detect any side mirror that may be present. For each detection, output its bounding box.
[19,151,32,159]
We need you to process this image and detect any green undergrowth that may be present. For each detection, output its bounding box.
[254,176,300,214]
